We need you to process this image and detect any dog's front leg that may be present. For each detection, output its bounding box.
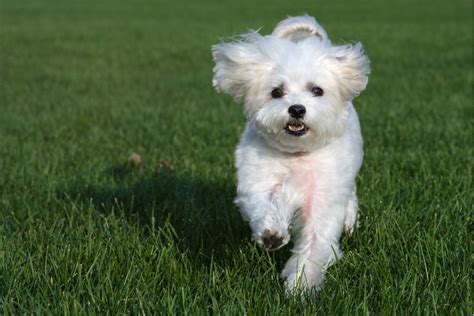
[235,183,298,250]
[235,160,302,250]
[234,134,301,250]
[282,188,349,292]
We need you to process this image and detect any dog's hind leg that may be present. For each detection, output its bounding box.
[343,187,359,235]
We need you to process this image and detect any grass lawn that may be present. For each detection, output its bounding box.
[0,0,472,313]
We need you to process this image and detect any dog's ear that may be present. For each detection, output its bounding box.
[272,15,328,43]
[329,42,370,99]
[212,32,271,103]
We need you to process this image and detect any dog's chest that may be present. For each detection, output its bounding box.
[286,156,317,215]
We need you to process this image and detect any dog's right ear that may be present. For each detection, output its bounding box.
[212,32,271,103]
[272,15,328,43]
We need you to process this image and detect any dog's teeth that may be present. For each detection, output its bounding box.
[288,124,305,132]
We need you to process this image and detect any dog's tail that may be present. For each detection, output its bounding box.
[272,15,328,43]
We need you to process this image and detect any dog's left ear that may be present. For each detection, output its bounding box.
[329,42,370,100]
[272,15,328,42]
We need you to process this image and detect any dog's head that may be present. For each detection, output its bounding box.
[212,15,370,153]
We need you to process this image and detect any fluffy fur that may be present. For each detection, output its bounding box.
[212,15,370,292]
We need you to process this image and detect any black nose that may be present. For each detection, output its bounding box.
[288,104,306,118]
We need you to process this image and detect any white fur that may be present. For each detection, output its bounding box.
[212,15,370,292]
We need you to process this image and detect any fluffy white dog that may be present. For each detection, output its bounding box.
[212,15,370,292]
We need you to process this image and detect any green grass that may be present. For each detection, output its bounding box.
[0,0,472,313]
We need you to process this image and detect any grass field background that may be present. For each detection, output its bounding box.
[1,0,472,313]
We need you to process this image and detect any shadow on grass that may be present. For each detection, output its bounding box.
[61,163,259,267]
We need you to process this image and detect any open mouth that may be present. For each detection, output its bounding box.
[285,120,308,137]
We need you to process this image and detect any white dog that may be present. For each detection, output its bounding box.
[212,15,370,292]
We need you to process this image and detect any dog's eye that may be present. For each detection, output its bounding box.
[271,88,284,99]
[311,86,324,97]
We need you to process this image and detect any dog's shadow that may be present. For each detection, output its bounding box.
[62,163,261,267]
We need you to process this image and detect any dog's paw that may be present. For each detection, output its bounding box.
[283,271,304,293]
[253,228,290,251]
[343,215,360,235]
[282,269,323,296]
[344,193,360,235]
[261,229,285,250]
[249,214,290,250]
